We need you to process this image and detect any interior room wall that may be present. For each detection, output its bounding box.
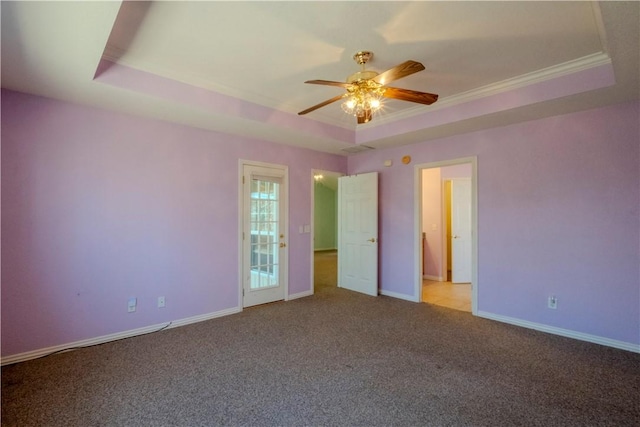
[1,89,347,358]
[313,182,337,251]
[348,101,640,348]
[441,163,472,180]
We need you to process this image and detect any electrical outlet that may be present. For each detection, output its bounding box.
[158,296,165,308]
[128,297,137,313]
[548,295,557,309]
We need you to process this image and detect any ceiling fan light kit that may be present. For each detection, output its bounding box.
[299,50,439,124]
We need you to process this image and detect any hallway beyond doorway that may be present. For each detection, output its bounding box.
[314,250,337,292]
[422,280,471,312]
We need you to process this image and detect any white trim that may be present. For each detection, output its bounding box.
[414,157,478,314]
[365,53,612,127]
[477,311,640,353]
[423,274,444,282]
[435,53,611,108]
[380,289,420,303]
[310,170,317,297]
[591,2,609,55]
[288,290,314,300]
[1,306,242,366]
[238,160,245,308]
[168,306,241,328]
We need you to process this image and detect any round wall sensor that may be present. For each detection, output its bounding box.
[402,155,411,164]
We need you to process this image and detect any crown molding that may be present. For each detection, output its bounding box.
[364,52,613,129]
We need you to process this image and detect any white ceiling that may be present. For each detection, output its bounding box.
[2,1,638,156]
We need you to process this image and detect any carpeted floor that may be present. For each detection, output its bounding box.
[2,251,639,426]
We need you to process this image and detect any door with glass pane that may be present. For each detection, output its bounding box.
[242,164,287,307]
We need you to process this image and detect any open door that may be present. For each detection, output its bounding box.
[451,178,472,283]
[338,172,378,296]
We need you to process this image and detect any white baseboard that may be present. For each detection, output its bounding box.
[167,306,241,329]
[380,289,420,303]
[1,305,242,366]
[423,275,444,281]
[288,289,313,300]
[477,311,640,353]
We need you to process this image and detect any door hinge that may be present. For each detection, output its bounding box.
[242,288,245,296]
[242,175,245,184]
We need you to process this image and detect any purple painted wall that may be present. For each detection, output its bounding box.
[441,163,472,180]
[350,101,640,346]
[2,88,638,356]
[1,89,346,357]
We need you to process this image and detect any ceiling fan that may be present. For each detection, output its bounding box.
[298,51,438,124]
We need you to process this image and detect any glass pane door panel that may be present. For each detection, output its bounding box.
[250,178,280,290]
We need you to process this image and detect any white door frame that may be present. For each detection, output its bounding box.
[414,157,478,314]
[238,159,289,308]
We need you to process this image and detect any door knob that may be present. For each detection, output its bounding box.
[453,235,459,239]
[279,243,287,248]
[368,238,377,243]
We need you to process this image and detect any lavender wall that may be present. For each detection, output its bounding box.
[2,89,638,356]
[350,102,640,346]
[1,89,346,357]
[441,163,472,180]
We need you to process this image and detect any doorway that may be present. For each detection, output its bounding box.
[311,170,341,293]
[311,170,379,298]
[415,158,477,314]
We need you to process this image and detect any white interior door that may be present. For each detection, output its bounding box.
[242,164,287,307]
[451,178,472,283]
[338,172,378,296]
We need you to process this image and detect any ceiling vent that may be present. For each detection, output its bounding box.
[341,145,375,154]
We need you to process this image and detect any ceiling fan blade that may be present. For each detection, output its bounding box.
[383,87,439,105]
[298,94,348,115]
[304,80,353,89]
[372,60,425,85]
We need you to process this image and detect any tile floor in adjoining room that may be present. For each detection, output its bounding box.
[422,280,471,312]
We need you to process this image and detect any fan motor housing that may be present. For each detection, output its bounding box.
[346,70,379,83]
